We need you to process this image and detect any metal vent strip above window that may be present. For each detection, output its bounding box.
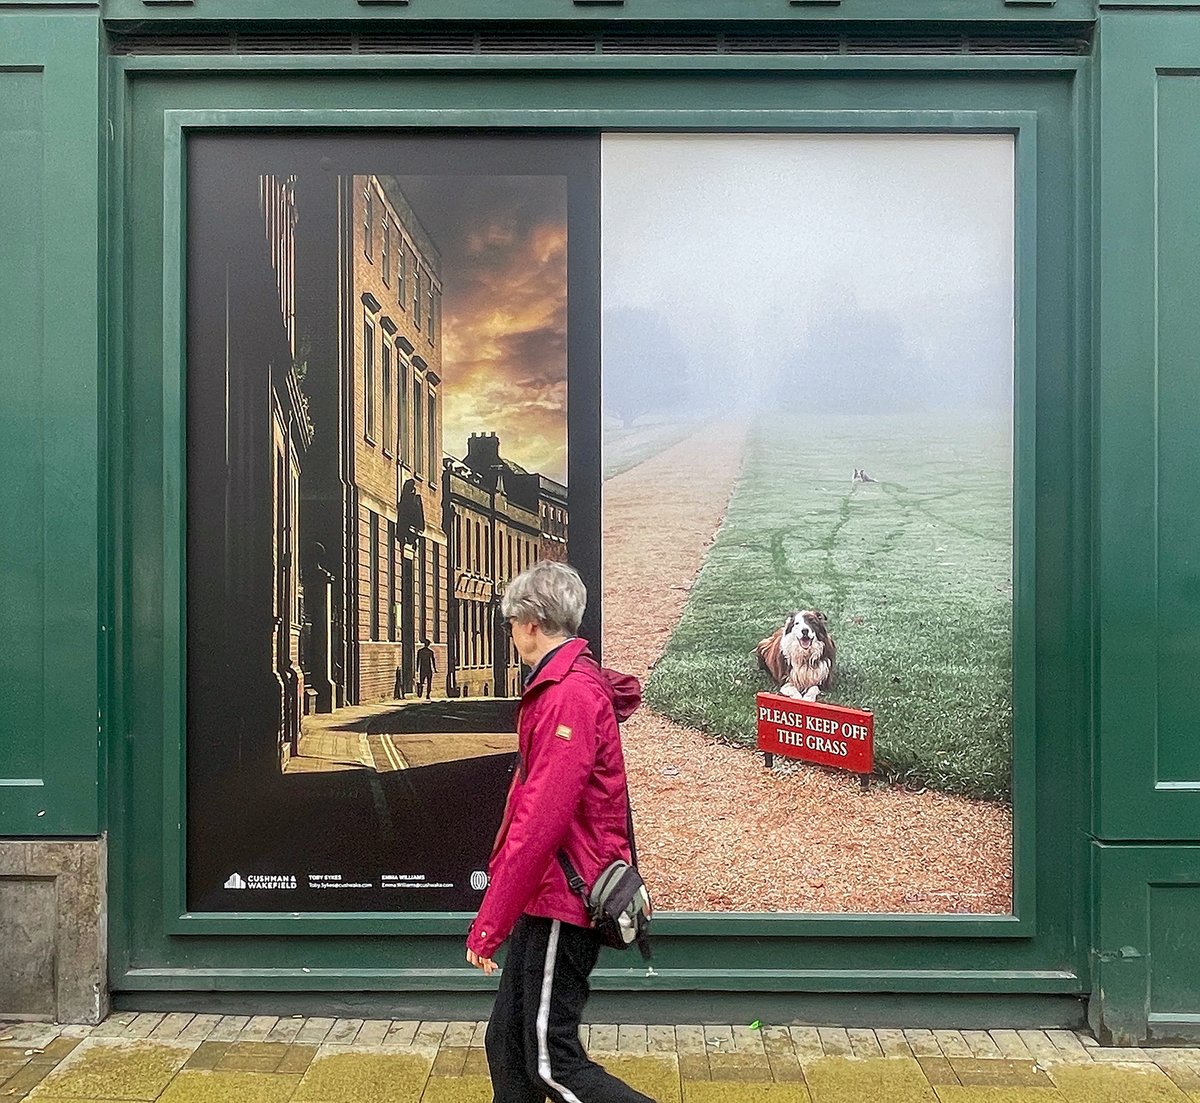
[109,27,1093,57]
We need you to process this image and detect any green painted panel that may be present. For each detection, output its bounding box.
[0,70,46,785]
[1096,12,1200,839]
[111,56,1091,995]
[1090,842,1200,1043]
[1149,883,1200,1016]
[0,12,102,836]
[1155,74,1200,786]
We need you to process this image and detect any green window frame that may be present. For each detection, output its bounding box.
[114,78,1084,1008]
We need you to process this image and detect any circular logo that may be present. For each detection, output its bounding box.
[470,871,489,891]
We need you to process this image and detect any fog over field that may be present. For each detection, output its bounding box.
[601,133,1014,426]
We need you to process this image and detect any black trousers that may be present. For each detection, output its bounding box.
[485,915,655,1103]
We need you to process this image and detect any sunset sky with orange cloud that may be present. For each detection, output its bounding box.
[391,175,568,484]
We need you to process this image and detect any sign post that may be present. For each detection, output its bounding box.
[756,692,874,789]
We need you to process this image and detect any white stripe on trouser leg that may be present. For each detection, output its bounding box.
[536,920,584,1103]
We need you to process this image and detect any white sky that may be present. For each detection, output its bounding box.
[601,133,1014,411]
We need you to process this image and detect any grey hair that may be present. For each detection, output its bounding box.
[500,560,586,637]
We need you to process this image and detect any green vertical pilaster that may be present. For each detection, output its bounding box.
[0,8,103,836]
[1093,5,1200,1043]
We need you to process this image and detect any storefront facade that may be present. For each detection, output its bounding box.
[0,0,1195,1047]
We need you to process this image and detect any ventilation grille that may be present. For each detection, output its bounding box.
[238,33,356,54]
[110,27,1092,58]
[726,33,841,54]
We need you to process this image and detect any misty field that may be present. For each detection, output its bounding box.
[603,420,696,480]
[643,414,1013,801]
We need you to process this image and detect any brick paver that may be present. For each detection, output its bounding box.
[265,1018,305,1045]
[207,1016,249,1042]
[3,1016,1199,1102]
[382,1020,418,1048]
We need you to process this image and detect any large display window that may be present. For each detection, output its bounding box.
[110,54,1084,1000]
[184,128,1024,922]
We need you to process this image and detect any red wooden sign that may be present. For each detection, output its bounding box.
[756,692,874,777]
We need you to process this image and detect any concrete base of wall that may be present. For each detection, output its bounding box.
[0,837,108,1024]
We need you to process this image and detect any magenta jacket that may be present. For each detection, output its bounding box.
[466,637,641,960]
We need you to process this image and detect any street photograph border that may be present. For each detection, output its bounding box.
[156,106,1038,944]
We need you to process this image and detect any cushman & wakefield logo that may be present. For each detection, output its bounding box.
[224,872,297,890]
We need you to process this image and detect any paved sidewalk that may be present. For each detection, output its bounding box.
[3,1014,1200,1102]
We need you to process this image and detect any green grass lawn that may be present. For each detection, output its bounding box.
[604,419,697,479]
[644,413,1014,801]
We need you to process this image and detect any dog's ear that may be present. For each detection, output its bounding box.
[812,610,828,625]
[768,631,789,681]
[756,630,789,681]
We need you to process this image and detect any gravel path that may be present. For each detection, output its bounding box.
[603,422,1013,914]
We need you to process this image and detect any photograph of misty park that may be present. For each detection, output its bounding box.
[601,134,1016,914]
[185,136,590,911]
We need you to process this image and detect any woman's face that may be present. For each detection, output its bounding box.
[508,618,539,665]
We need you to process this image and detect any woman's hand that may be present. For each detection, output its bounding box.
[467,949,498,976]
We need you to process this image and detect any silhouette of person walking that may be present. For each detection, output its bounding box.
[416,639,436,700]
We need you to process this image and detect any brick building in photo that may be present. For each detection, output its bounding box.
[534,475,569,563]
[260,175,314,759]
[193,172,317,772]
[349,175,448,704]
[442,432,569,699]
[273,171,572,724]
[292,173,447,718]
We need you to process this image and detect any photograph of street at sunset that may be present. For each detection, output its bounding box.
[185,135,595,912]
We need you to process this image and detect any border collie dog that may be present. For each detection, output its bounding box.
[754,610,836,701]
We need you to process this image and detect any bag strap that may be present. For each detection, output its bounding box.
[624,784,639,868]
[557,782,638,902]
[556,849,589,904]
[622,789,654,961]
[557,787,654,962]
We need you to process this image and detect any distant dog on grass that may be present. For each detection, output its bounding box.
[755,611,836,701]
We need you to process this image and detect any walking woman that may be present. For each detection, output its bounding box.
[466,561,655,1103]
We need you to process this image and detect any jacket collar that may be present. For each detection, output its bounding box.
[523,636,590,694]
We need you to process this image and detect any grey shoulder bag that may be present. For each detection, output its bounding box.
[557,789,653,960]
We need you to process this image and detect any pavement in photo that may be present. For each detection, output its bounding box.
[284,698,520,775]
[4,1015,1200,1103]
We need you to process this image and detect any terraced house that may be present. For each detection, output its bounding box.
[442,432,562,700]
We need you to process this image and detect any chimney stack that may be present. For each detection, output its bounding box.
[466,431,502,470]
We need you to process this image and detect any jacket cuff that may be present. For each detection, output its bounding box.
[466,923,503,959]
